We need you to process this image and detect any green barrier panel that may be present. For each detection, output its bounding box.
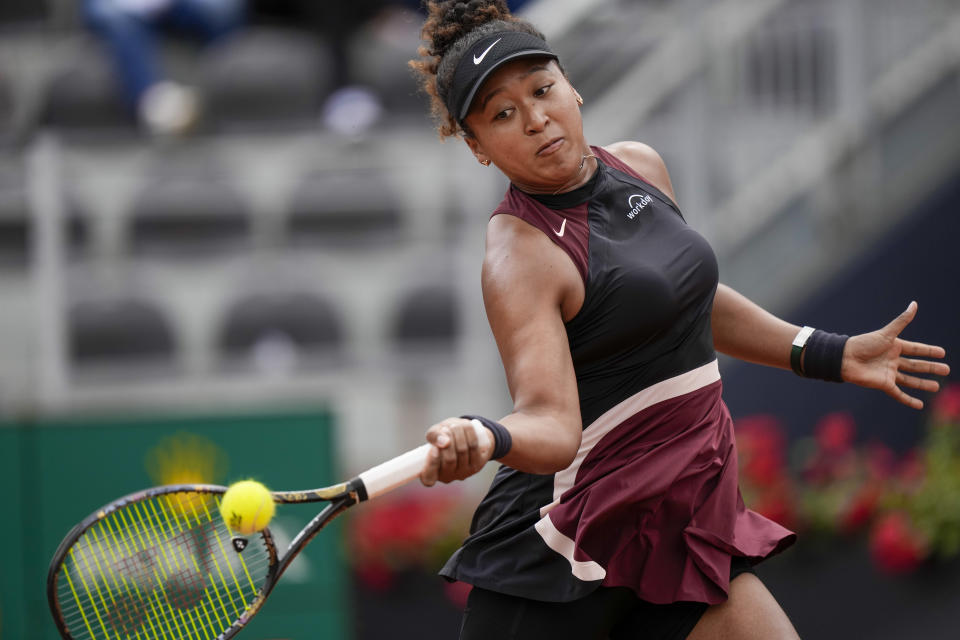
[6,408,348,640]
[0,427,25,640]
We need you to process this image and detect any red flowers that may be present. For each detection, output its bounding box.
[840,486,882,534]
[735,415,798,529]
[735,398,960,575]
[869,512,929,574]
[736,415,789,486]
[815,412,856,455]
[933,383,960,423]
[347,487,472,591]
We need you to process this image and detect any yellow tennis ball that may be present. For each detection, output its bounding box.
[220,480,275,534]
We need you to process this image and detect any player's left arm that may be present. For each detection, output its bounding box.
[713,288,949,409]
[607,140,950,409]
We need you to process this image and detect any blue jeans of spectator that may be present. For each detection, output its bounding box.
[83,0,243,109]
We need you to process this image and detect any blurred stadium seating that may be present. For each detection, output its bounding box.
[0,2,958,637]
[217,289,345,372]
[68,295,176,367]
[128,161,251,257]
[0,167,29,267]
[0,0,954,470]
[390,284,460,348]
[0,70,15,145]
[0,0,47,25]
[346,8,428,119]
[39,37,133,135]
[286,168,403,247]
[200,27,336,132]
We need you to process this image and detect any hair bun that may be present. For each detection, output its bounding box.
[426,0,512,58]
[412,0,545,137]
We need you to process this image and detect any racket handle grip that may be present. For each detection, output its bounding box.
[357,419,494,500]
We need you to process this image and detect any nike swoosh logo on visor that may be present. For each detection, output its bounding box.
[552,218,566,237]
[473,38,502,65]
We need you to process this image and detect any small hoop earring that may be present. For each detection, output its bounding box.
[576,95,584,106]
[481,159,491,166]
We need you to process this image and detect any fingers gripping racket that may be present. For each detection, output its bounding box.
[47,421,492,640]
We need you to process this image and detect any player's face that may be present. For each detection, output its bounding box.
[463,58,588,194]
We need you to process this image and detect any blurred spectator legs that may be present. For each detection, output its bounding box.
[82,0,244,136]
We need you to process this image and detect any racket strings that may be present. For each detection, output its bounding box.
[55,492,272,640]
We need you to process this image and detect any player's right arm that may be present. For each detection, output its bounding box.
[420,213,584,485]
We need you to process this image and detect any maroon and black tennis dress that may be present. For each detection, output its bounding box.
[440,146,795,605]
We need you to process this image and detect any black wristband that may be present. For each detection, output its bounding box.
[801,330,849,382]
[460,415,512,459]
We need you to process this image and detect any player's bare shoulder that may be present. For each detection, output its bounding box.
[483,214,558,290]
[603,141,677,204]
[603,141,665,173]
[482,214,580,316]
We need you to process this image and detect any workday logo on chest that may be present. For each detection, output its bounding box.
[627,193,653,220]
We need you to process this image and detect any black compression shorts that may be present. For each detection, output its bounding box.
[458,557,756,640]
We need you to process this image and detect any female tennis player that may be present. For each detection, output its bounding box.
[411,2,949,638]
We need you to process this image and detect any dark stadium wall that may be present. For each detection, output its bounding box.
[721,171,960,452]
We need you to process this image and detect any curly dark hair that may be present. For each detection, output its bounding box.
[410,0,548,138]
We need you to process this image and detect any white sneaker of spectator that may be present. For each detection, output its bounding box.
[139,81,200,138]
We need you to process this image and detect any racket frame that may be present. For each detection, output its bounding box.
[47,420,491,639]
[46,481,362,640]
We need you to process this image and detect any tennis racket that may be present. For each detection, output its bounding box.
[47,420,492,640]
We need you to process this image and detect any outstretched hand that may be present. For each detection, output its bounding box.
[840,301,950,409]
